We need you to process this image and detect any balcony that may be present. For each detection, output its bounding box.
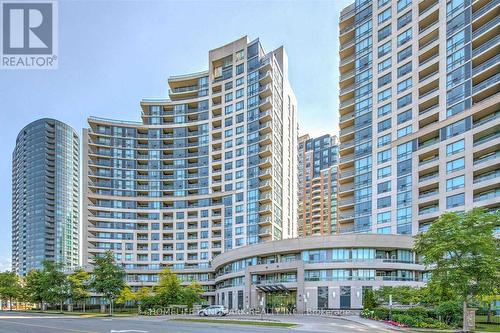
[472,54,500,76]
[473,35,500,58]
[473,16,500,39]
[474,188,500,202]
[474,170,500,184]
[473,73,500,94]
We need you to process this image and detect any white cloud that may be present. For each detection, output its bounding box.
[0,258,12,272]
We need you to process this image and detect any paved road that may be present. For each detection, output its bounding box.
[0,312,398,333]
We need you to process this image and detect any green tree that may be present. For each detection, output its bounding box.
[414,208,500,329]
[90,251,125,316]
[362,288,377,310]
[374,286,420,305]
[182,281,203,309]
[155,268,182,305]
[25,269,45,308]
[116,286,136,310]
[135,286,151,304]
[0,271,22,310]
[68,269,90,312]
[40,261,70,312]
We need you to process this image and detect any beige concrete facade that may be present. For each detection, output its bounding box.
[337,0,500,235]
[297,134,339,236]
[212,234,425,311]
[82,37,298,301]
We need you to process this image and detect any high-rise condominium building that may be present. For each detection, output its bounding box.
[297,134,339,236]
[12,118,80,276]
[83,37,298,302]
[338,0,499,235]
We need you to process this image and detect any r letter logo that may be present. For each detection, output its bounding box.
[1,1,58,69]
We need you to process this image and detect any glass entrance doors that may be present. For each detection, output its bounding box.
[265,291,296,313]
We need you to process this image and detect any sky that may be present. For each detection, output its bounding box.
[0,0,351,271]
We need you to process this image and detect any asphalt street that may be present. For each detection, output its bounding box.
[0,312,398,333]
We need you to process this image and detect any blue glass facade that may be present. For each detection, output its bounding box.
[12,118,80,276]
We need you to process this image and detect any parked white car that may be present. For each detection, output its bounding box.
[198,305,229,316]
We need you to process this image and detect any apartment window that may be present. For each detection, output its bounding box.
[378,73,392,88]
[378,24,392,41]
[378,119,392,132]
[378,0,390,7]
[447,48,465,71]
[447,175,465,191]
[378,180,391,194]
[355,37,372,53]
[378,88,392,102]
[356,53,372,71]
[444,118,468,139]
[397,141,413,160]
[397,10,412,29]
[397,78,412,93]
[397,62,412,77]
[235,88,244,99]
[235,63,244,75]
[377,149,391,163]
[378,166,392,179]
[446,193,465,208]
[397,109,412,124]
[447,158,465,173]
[225,92,233,102]
[378,41,392,57]
[378,226,391,234]
[397,28,412,46]
[397,93,412,108]
[377,196,391,209]
[378,58,392,73]
[446,139,465,156]
[397,46,412,62]
[397,125,412,138]
[378,133,391,147]
[378,8,392,24]
[397,0,411,12]
[356,20,372,38]
[378,103,391,117]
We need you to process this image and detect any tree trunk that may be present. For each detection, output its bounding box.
[109,298,112,317]
[60,301,63,313]
[463,300,468,333]
[8,297,12,311]
[487,302,492,324]
[83,299,86,313]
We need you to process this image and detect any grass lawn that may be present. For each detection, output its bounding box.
[475,322,500,332]
[171,318,297,328]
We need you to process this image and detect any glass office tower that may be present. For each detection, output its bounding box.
[82,37,298,303]
[12,118,80,276]
[338,0,499,235]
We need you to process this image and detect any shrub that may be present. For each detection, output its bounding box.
[372,307,390,320]
[421,317,449,329]
[392,313,418,327]
[406,306,431,320]
[434,301,462,326]
[360,309,374,318]
[362,289,378,310]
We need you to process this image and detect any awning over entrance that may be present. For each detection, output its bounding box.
[256,284,290,292]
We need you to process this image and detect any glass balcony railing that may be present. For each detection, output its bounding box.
[473,73,500,94]
[473,16,500,38]
[473,35,500,57]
